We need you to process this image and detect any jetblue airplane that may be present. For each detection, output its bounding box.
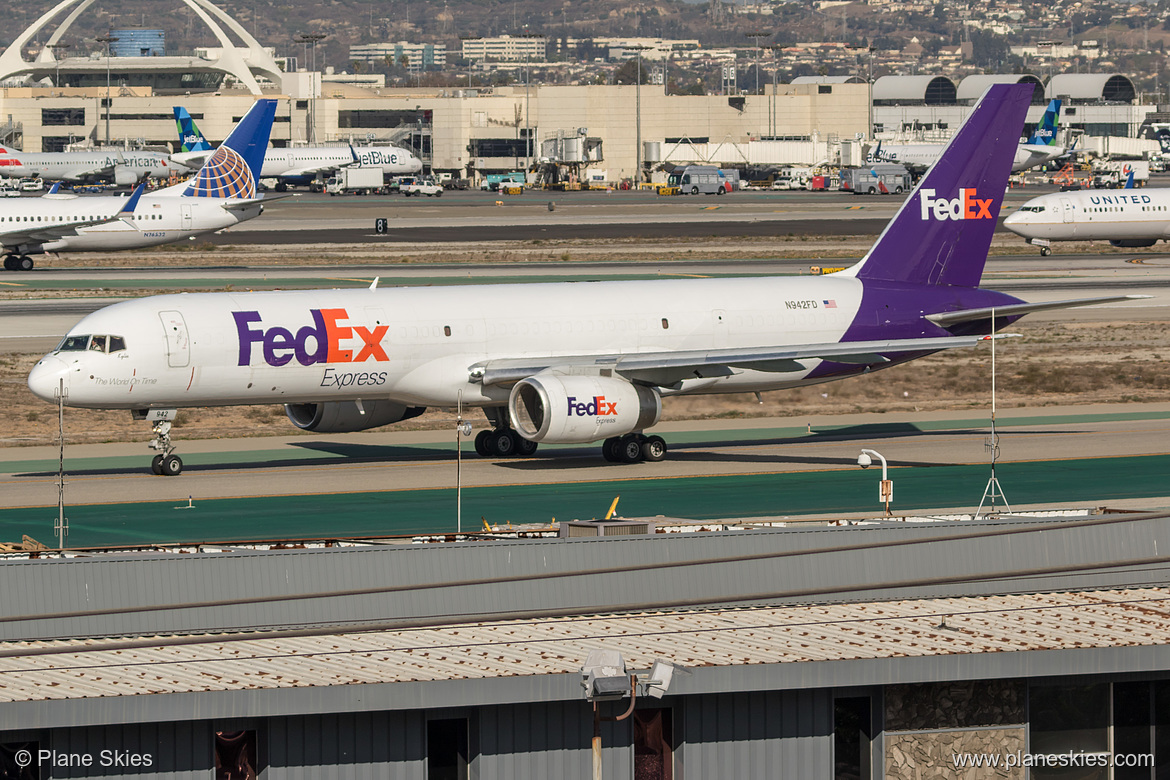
[1004,165,1170,255]
[868,99,1065,173]
[1,100,277,271]
[170,107,423,191]
[29,85,1143,476]
[0,144,181,185]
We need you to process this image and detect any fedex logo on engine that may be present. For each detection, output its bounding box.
[233,308,389,367]
[567,396,617,417]
[919,188,995,221]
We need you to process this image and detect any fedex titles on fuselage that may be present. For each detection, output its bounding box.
[233,308,390,388]
[919,188,995,221]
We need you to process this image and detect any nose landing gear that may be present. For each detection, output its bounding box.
[133,409,183,475]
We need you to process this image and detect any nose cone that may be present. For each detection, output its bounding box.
[28,354,69,403]
[1003,210,1031,236]
[410,156,423,173]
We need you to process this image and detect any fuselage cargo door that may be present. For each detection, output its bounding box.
[1060,197,1074,223]
[159,310,190,368]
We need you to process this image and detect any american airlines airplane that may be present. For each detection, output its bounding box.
[1,100,277,271]
[0,144,180,185]
[1003,168,1168,255]
[868,99,1066,173]
[171,107,422,191]
[28,85,1143,476]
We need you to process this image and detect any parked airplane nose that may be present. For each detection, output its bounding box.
[27,354,71,403]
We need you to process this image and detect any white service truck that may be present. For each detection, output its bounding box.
[400,177,443,197]
[325,167,385,196]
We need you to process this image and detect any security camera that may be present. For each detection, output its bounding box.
[857,452,872,469]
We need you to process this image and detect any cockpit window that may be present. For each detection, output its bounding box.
[1017,205,1046,213]
[56,334,126,353]
[58,334,90,351]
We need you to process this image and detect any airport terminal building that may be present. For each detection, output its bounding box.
[4,511,1170,779]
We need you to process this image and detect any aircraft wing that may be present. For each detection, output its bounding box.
[279,164,345,177]
[926,295,1153,327]
[219,193,292,211]
[58,163,114,182]
[472,334,1014,388]
[171,150,212,168]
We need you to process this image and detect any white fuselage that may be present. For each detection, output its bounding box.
[872,142,1062,173]
[259,145,422,178]
[0,190,259,255]
[29,277,866,411]
[1004,188,1170,242]
[0,150,180,182]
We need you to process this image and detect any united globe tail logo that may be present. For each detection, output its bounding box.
[184,147,255,199]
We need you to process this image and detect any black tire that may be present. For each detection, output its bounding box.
[515,437,538,457]
[602,437,622,462]
[435,191,442,197]
[716,187,724,195]
[18,255,33,271]
[2,256,14,271]
[894,186,903,194]
[690,186,699,195]
[641,435,667,462]
[161,455,183,476]
[619,434,644,463]
[867,187,876,195]
[474,429,493,456]
[491,429,517,457]
[1040,247,1051,257]
[151,454,164,475]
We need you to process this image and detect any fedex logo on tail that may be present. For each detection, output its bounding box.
[234,309,389,367]
[568,396,617,417]
[919,188,995,221]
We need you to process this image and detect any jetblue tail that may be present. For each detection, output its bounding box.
[181,99,276,199]
[847,83,1033,289]
[173,107,212,153]
[1026,99,1061,146]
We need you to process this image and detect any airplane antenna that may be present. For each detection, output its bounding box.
[54,378,69,550]
[369,277,379,290]
[976,309,1011,519]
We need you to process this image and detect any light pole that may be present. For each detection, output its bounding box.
[95,33,119,146]
[297,33,326,144]
[745,32,769,96]
[626,45,651,185]
[857,448,893,516]
[48,42,72,89]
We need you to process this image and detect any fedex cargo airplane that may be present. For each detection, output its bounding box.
[1,100,278,271]
[868,98,1065,173]
[28,85,1144,476]
[1003,166,1170,255]
[171,106,422,191]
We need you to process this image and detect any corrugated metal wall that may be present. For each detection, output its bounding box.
[267,712,424,780]
[3,514,1169,643]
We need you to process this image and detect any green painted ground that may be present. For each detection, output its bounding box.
[3,454,1168,549]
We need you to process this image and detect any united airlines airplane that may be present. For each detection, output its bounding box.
[171,107,423,190]
[868,99,1065,173]
[1,100,277,271]
[28,85,1143,475]
[1003,168,1170,255]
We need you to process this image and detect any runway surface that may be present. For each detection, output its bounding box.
[3,404,1169,546]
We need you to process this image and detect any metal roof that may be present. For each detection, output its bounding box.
[956,74,1045,104]
[872,75,956,104]
[790,76,866,85]
[1046,73,1137,103]
[3,587,1169,705]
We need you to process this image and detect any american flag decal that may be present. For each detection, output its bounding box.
[823,299,838,308]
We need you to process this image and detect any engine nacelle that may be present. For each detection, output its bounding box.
[113,166,139,186]
[1109,239,1158,248]
[509,373,661,444]
[285,400,425,433]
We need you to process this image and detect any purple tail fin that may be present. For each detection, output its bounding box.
[850,83,1033,288]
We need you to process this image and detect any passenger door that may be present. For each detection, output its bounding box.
[159,310,190,368]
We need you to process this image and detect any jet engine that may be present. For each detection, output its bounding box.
[284,400,425,432]
[1109,239,1158,248]
[113,166,139,187]
[508,373,661,444]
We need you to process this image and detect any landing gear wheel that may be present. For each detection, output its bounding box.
[515,437,539,457]
[602,437,623,462]
[161,455,183,476]
[2,256,14,271]
[641,435,667,462]
[1040,246,1051,257]
[474,429,494,456]
[619,434,645,463]
[151,454,164,475]
[491,429,517,457]
[18,255,33,271]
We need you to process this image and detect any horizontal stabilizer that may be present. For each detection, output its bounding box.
[219,193,291,212]
[926,295,1153,326]
[473,334,1018,387]
[117,181,147,216]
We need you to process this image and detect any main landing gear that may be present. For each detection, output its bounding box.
[474,408,538,458]
[132,409,183,475]
[2,254,34,271]
[602,433,667,464]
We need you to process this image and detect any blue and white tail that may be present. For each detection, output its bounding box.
[180,99,276,199]
[1026,99,1061,146]
[173,107,213,154]
[843,84,1033,289]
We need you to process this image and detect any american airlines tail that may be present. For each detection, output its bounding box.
[159,99,276,199]
[845,83,1033,289]
[173,107,213,154]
